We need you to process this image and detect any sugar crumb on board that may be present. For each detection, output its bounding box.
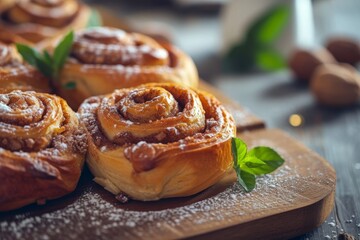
[0,164,334,240]
[0,167,297,239]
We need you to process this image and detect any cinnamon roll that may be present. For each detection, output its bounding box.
[0,90,87,211]
[0,42,50,93]
[0,0,91,45]
[0,30,32,45]
[78,83,236,201]
[53,27,198,110]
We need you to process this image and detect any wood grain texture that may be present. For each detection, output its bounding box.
[0,129,336,240]
[199,80,265,132]
[91,2,358,238]
[216,72,360,239]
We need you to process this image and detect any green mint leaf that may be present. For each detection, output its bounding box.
[34,57,53,78]
[231,137,247,166]
[255,47,287,71]
[16,30,74,89]
[16,43,53,78]
[43,50,53,65]
[63,82,76,90]
[223,4,290,73]
[231,137,285,192]
[246,4,290,45]
[236,170,256,192]
[246,147,285,175]
[87,9,102,28]
[242,157,266,168]
[53,31,74,76]
[15,44,40,67]
[223,42,255,73]
[240,156,268,175]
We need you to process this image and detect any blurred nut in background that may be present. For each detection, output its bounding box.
[326,37,360,65]
[310,64,360,107]
[288,48,336,82]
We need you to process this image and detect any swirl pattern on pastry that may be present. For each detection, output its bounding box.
[0,42,50,93]
[78,83,236,201]
[54,27,198,110]
[0,90,87,211]
[0,0,91,44]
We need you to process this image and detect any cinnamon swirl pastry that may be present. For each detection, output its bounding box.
[78,83,236,201]
[0,90,87,211]
[0,30,32,45]
[53,27,198,110]
[0,42,50,93]
[0,0,91,44]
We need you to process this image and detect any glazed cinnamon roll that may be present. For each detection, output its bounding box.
[0,90,87,211]
[0,42,50,93]
[53,27,198,110]
[0,0,91,44]
[78,83,236,201]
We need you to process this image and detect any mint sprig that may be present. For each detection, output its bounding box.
[16,31,75,90]
[232,138,284,192]
[224,4,290,72]
[53,31,74,78]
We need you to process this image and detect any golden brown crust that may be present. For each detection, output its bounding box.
[0,0,91,45]
[0,0,14,12]
[78,83,236,201]
[54,27,199,110]
[0,29,32,45]
[0,90,87,211]
[0,42,50,93]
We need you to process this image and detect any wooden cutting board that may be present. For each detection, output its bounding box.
[0,129,336,240]
[0,7,335,240]
[199,80,265,132]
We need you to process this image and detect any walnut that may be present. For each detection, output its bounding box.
[310,63,360,107]
[288,48,336,82]
[326,37,360,65]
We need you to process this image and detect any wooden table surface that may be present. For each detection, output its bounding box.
[87,1,360,239]
[216,72,360,240]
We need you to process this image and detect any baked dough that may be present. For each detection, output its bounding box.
[51,27,199,109]
[78,83,236,201]
[0,90,87,211]
[0,0,91,45]
[0,42,50,93]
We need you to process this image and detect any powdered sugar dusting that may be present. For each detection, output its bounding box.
[0,102,11,112]
[0,164,332,240]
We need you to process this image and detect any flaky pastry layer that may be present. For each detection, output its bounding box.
[52,27,198,110]
[0,90,87,211]
[0,0,91,45]
[0,42,50,93]
[78,83,236,201]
